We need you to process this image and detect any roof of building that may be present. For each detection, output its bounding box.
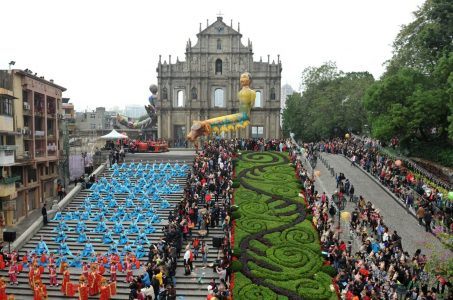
[14,69,67,92]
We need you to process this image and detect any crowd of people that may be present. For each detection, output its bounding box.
[126,140,237,299]
[293,147,451,300]
[319,138,452,235]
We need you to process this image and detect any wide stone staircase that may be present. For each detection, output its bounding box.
[0,161,224,299]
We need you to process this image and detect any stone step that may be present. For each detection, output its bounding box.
[4,160,227,300]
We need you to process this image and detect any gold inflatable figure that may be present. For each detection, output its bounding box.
[187,72,256,141]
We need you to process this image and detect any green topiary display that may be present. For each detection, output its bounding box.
[233,152,334,299]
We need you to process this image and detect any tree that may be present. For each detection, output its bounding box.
[282,63,374,141]
[386,0,453,75]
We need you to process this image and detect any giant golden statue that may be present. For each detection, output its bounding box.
[187,72,256,141]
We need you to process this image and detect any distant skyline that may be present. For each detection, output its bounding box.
[0,0,424,110]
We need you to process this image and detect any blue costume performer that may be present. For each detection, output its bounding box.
[34,239,49,255]
[102,230,115,244]
[81,242,95,257]
[77,230,88,243]
[113,221,124,234]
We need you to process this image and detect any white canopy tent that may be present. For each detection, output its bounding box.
[99,129,128,140]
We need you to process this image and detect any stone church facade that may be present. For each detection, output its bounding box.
[156,16,282,144]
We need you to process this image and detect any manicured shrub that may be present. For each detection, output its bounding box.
[231,260,243,272]
[231,211,241,220]
[232,247,241,258]
[321,264,338,277]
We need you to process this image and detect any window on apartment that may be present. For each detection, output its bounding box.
[0,97,13,116]
[91,124,96,129]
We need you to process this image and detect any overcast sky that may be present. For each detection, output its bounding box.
[0,0,424,111]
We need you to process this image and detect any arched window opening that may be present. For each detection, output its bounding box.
[176,90,184,107]
[162,87,168,100]
[215,59,222,75]
[191,87,197,100]
[270,88,276,100]
[214,88,224,107]
[217,39,222,50]
[254,91,262,107]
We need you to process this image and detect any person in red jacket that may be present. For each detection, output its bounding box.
[8,262,18,285]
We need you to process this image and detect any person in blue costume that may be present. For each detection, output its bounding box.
[64,211,73,220]
[125,198,135,207]
[56,255,68,269]
[108,197,117,208]
[107,242,119,256]
[118,232,129,245]
[113,220,124,234]
[113,168,120,176]
[34,237,50,255]
[80,210,90,220]
[109,210,120,222]
[82,240,95,257]
[52,220,69,232]
[96,199,105,210]
[93,219,108,233]
[75,220,86,233]
[69,252,82,268]
[135,213,146,223]
[122,242,133,257]
[58,240,73,257]
[102,230,115,244]
[122,211,132,222]
[142,199,151,209]
[92,191,100,200]
[160,199,170,209]
[52,210,63,221]
[143,221,156,234]
[77,230,88,243]
[89,252,97,263]
[135,244,146,258]
[134,230,150,246]
[127,220,140,234]
[142,270,151,286]
[72,210,80,220]
[54,230,67,243]
[151,214,160,223]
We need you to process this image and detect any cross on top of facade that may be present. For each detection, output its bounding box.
[217,10,223,18]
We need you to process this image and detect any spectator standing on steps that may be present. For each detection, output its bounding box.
[424,210,432,233]
[416,206,425,226]
[42,203,48,225]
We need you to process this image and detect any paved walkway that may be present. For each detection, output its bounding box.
[2,183,77,239]
[313,153,448,257]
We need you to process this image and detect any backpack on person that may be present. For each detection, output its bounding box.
[184,264,191,275]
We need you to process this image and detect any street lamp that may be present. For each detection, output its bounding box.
[8,61,15,70]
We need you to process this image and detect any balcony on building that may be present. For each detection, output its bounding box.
[0,175,20,198]
[0,88,16,134]
[0,145,17,166]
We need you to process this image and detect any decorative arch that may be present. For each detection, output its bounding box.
[191,87,197,100]
[176,90,184,107]
[254,91,262,107]
[214,88,225,107]
[215,59,222,75]
[162,87,168,100]
[270,87,276,100]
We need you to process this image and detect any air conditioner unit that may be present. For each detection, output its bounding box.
[23,103,30,110]
[17,128,22,134]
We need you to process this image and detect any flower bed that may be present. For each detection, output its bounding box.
[233,152,336,299]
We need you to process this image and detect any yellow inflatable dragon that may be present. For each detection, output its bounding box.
[187,72,256,141]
